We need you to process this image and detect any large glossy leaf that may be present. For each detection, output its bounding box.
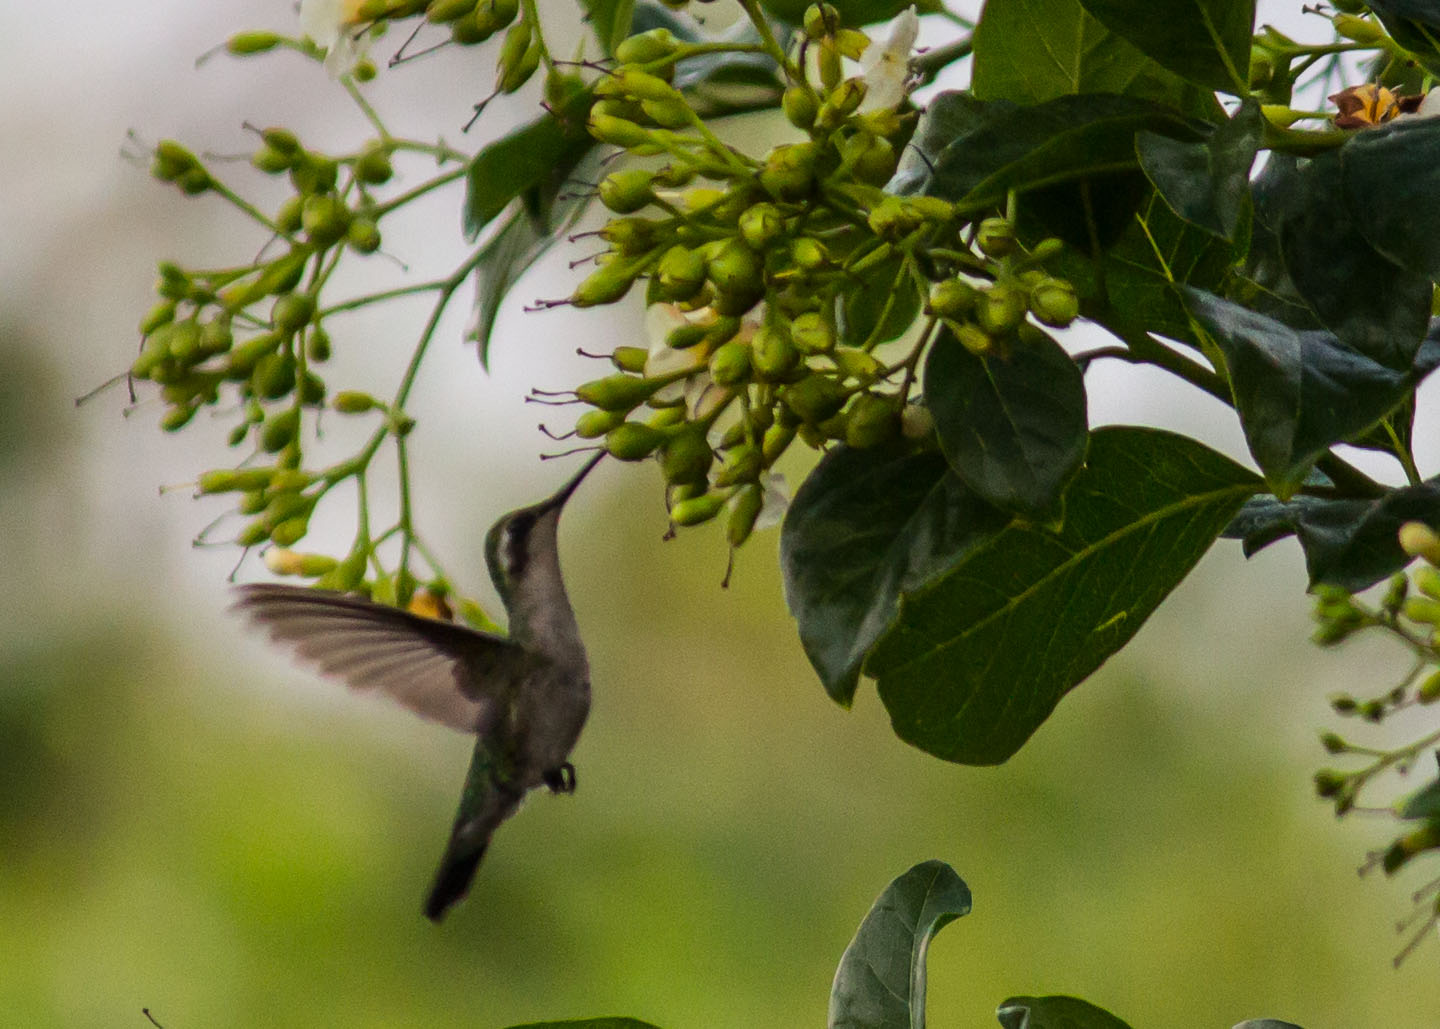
[864,427,1260,765]
[505,1020,665,1028]
[828,861,971,1029]
[1225,480,1440,592]
[1227,155,1324,331]
[1258,148,1431,370]
[781,442,1010,705]
[839,253,923,347]
[1075,0,1254,94]
[668,16,789,118]
[1136,98,1261,238]
[922,93,1204,217]
[889,92,999,197]
[1057,190,1241,348]
[924,325,1088,521]
[1185,290,1440,497]
[996,996,1135,1029]
[1341,116,1440,281]
[971,0,1219,118]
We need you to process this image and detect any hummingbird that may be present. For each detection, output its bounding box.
[231,452,602,921]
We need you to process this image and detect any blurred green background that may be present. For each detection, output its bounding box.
[4,2,1440,1027]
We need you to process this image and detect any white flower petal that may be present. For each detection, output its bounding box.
[299,0,368,76]
[859,6,919,111]
[755,472,790,531]
[686,377,728,421]
[1416,90,1440,119]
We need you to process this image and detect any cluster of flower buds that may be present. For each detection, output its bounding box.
[545,4,1083,542]
[132,129,407,550]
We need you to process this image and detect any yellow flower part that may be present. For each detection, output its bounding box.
[1329,83,1400,129]
[299,0,369,77]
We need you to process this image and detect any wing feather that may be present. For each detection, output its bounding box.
[231,584,533,733]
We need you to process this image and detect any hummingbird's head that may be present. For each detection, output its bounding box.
[484,453,603,605]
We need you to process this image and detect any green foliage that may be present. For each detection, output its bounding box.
[1074,0,1255,94]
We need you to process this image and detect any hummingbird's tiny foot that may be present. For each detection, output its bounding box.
[543,763,576,794]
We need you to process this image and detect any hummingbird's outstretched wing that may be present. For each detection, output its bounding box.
[231,583,535,733]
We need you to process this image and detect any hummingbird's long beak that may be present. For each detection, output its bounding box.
[540,451,605,513]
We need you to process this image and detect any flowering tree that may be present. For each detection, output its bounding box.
[124,0,1440,1023]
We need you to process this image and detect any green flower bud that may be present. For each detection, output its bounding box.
[1400,522,1440,566]
[976,283,1027,335]
[260,409,301,453]
[236,518,271,548]
[1404,596,1440,626]
[977,217,1016,258]
[844,393,898,449]
[598,168,656,214]
[346,217,382,254]
[588,111,653,148]
[1333,13,1386,44]
[227,31,281,55]
[161,403,198,431]
[803,3,839,39]
[866,196,922,240]
[671,492,726,526]
[274,196,304,236]
[815,77,867,131]
[199,468,275,494]
[573,259,642,307]
[726,483,764,546]
[1313,768,1347,798]
[602,346,645,374]
[271,293,314,334]
[1382,823,1440,875]
[599,216,661,255]
[715,444,762,487]
[656,245,708,302]
[166,320,203,364]
[1418,668,1440,704]
[615,27,680,65]
[751,325,800,380]
[928,278,980,319]
[301,194,351,247]
[270,515,311,547]
[832,348,882,382]
[575,409,625,439]
[290,153,339,195]
[788,311,833,355]
[781,374,846,424]
[664,322,711,350]
[139,299,177,336]
[1416,565,1440,600]
[331,390,375,414]
[845,133,898,186]
[576,373,662,411]
[599,421,662,460]
[708,340,752,386]
[252,352,297,399]
[252,145,293,175]
[706,238,764,298]
[762,421,797,463]
[660,429,714,486]
[354,142,394,184]
[759,142,819,202]
[782,86,819,130]
[427,0,478,21]
[739,203,786,250]
[1029,277,1079,328]
[953,323,993,355]
[307,326,332,362]
[499,36,542,94]
[640,97,695,129]
[790,236,829,272]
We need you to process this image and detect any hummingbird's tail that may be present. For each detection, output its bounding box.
[424,751,524,922]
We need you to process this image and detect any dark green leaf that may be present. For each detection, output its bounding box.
[670,17,788,117]
[1056,190,1242,348]
[864,427,1260,765]
[1398,776,1440,820]
[760,0,943,26]
[922,93,1205,216]
[1184,290,1440,496]
[781,442,1009,705]
[629,0,703,40]
[996,995,1136,1029]
[1341,116,1440,281]
[1227,155,1324,331]
[1373,10,1440,75]
[924,326,1088,520]
[1137,98,1261,238]
[1225,481,1440,592]
[1074,0,1254,94]
[828,861,971,1029]
[889,92,999,196]
[838,254,922,347]
[464,109,594,241]
[580,0,636,54]
[971,0,1221,118]
[1259,148,1430,369]
[504,1020,665,1029]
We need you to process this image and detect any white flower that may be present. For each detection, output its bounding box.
[300,0,369,77]
[859,6,920,112]
[754,472,790,531]
[1414,90,1440,119]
